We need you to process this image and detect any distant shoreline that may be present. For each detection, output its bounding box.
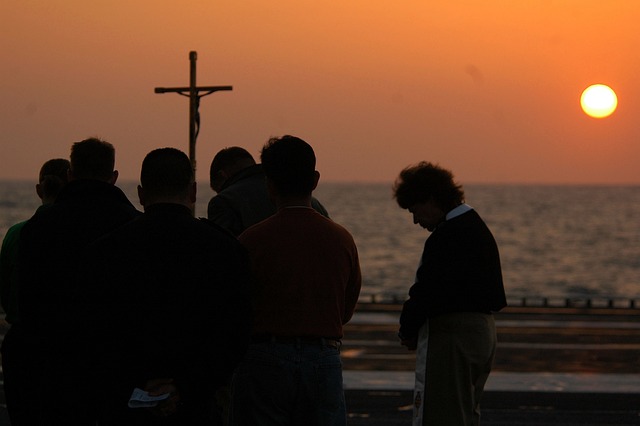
[1,178,640,187]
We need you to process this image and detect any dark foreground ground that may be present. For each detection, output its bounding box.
[0,391,636,426]
[342,303,640,425]
[346,390,640,426]
[1,302,639,425]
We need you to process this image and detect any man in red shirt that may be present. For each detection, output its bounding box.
[230,135,361,426]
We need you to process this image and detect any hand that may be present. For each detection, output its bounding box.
[144,378,181,417]
[400,338,417,351]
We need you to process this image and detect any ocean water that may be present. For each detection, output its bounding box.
[2,181,640,303]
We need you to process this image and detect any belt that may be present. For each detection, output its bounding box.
[251,335,341,349]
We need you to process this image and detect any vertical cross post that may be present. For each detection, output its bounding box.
[189,51,197,173]
[155,51,233,178]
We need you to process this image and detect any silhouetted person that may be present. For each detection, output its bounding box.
[0,158,70,425]
[76,148,251,425]
[208,146,328,236]
[230,135,361,426]
[394,162,506,426]
[15,137,140,424]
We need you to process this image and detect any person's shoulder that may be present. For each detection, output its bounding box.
[324,217,357,243]
[197,218,248,261]
[1,220,27,250]
[235,211,277,243]
[197,217,241,242]
[450,208,487,228]
[220,173,268,199]
[310,214,359,249]
[20,202,63,234]
[310,197,329,217]
[309,210,347,229]
[4,220,27,237]
[207,193,235,214]
[86,213,142,245]
[299,209,357,241]
[439,209,496,241]
[236,215,267,237]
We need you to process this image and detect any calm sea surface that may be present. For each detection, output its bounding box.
[2,181,639,303]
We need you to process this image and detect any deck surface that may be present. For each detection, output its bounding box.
[342,303,640,425]
[1,304,639,425]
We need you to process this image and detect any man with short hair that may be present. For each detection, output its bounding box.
[393,162,506,426]
[77,148,252,425]
[0,158,70,325]
[230,135,361,426]
[15,137,141,424]
[208,146,328,236]
[0,157,70,425]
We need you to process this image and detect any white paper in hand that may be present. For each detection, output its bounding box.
[128,387,170,408]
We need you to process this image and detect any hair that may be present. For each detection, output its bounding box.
[69,137,115,181]
[260,135,316,197]
[38,158,70,200]
[209,146,255,188]
[140,147,193,199]
[393,162,465,211]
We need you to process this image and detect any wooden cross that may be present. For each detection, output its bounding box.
[154,51,232,176]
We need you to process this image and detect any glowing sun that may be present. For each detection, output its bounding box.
[580,84,618,118]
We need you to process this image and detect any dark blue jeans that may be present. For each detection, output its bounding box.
[230,341,346,426]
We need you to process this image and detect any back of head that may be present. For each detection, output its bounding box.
[69,138,115,182]
[393,161,465,211]
[260,135,317,197]
[38,158,70,201]
[140,147,193,202]
[209,146,256,191]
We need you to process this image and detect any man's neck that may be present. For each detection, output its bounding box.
[275,195,313,209]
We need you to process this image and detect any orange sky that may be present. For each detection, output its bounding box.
[2,1,639,184]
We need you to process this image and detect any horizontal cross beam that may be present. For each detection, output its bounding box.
[154,86,233,95]
[154,51,233,216]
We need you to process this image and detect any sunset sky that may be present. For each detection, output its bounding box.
[2,1,639,185]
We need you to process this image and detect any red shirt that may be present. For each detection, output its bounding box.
[239,207,361,339]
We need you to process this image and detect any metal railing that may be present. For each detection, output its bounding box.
[358,294,640,309]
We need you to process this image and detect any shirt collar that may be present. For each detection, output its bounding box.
[445,203,473,221]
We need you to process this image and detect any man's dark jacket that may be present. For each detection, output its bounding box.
[10,179,140,424]
[17,179,141,334]
[76,203,252,425]
[399,209,507,341]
